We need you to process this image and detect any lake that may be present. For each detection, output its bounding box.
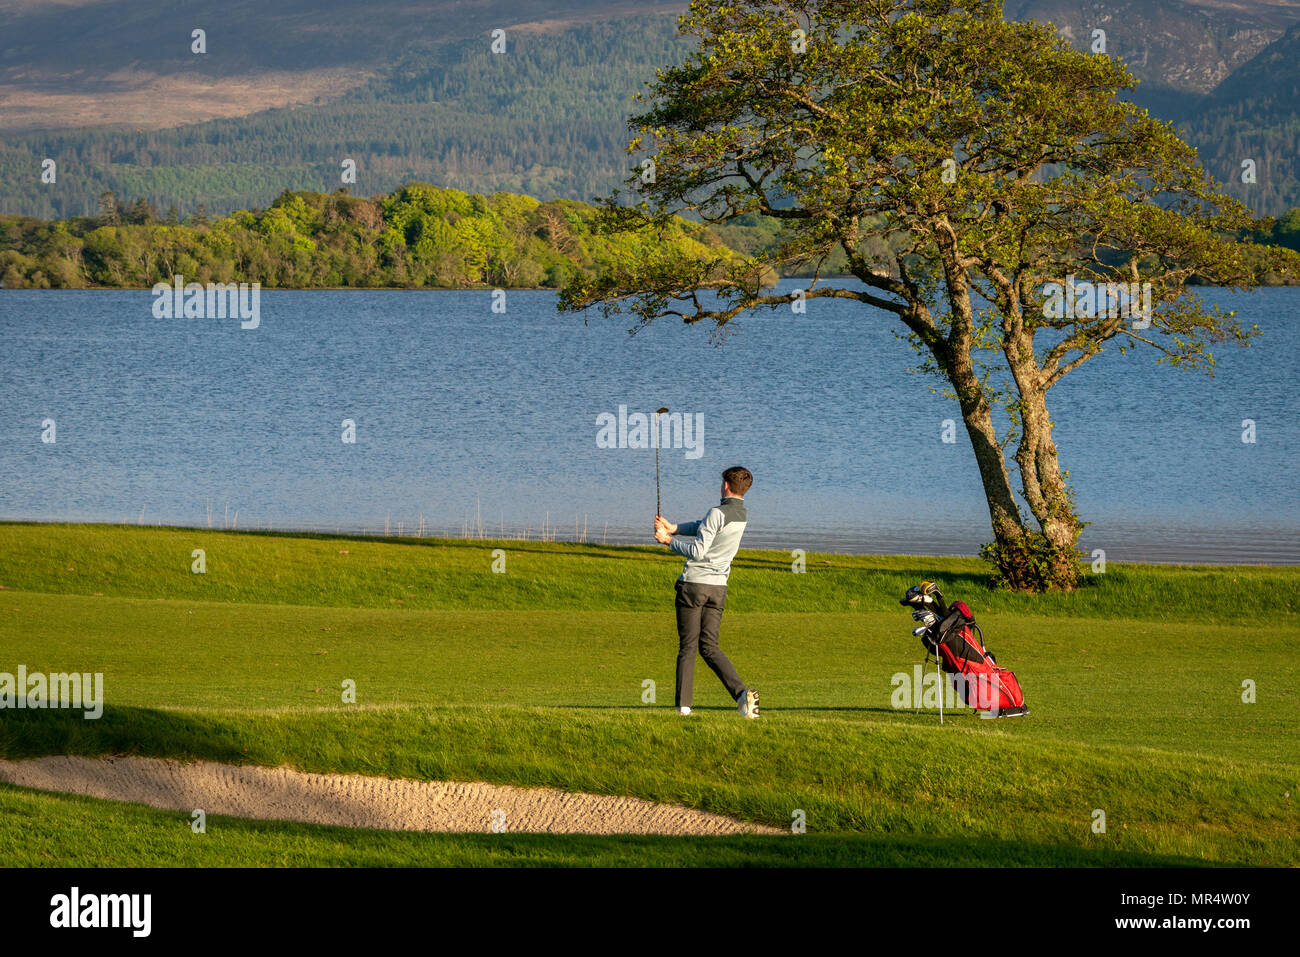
[1,283,1296,564]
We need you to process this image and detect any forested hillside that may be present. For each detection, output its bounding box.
[0,17,689,221]
[1175,22,1300,217]
[1,4,1299,220]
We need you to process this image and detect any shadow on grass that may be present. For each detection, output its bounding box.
[0,704,909,756]
[0,704,251,763]
[397,832,1220,868]
[0,706,1252,869]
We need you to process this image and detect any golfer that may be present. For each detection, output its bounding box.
[654,466,759,718]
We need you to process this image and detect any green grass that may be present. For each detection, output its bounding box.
[1,521,1294,622]
[0,522,1296,867]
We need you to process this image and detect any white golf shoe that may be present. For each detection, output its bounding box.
[678,706,691,716]
[737,689,760,719]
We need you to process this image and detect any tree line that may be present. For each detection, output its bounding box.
[0,184,732,290]
[3,182,1296,291]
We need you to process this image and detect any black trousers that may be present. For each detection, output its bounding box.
[675,580,746,707]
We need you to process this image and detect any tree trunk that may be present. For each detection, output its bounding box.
[931,248,1047,590]
[1014,386,1083,588]
[992,324,1085,591]
[943,340,1040,590]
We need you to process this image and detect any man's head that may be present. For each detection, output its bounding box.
[721,466,753,498]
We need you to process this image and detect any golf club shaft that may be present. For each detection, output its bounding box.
[654,408,667,520]
[656,445,661,518]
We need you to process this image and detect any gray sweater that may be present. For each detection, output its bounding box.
[670,496,748,586]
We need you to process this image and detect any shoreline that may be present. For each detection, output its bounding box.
[4,281,1300,292]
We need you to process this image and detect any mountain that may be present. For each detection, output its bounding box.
[1008,0,1300,115]
[3,0,1295,132]
[1175,21,1300,216]
[0,1,1297,219]
[0,15,692,220]
[0,0,679,131]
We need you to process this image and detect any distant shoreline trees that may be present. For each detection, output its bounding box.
[0,184,735,291]
[3,183,1296,291]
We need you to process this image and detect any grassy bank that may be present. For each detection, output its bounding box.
[1,522,1293,622]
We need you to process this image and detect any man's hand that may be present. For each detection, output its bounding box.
[654,515,677,544]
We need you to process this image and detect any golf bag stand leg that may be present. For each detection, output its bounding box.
[917,652,943,723]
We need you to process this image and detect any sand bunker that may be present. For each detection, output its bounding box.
[0,755,778,836]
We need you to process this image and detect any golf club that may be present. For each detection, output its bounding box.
[654,407,669,520]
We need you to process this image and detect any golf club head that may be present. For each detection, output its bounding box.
[912,625,929,637]
[655,407,669,414]
[902,586,934,607]
[901,581,948,618]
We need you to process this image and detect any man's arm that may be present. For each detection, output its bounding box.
[654,515,697,538]
[668,509,722,561]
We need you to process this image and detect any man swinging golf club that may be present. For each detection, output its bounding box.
[654,465,759,719]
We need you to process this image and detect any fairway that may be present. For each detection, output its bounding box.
[0,523,1296,867]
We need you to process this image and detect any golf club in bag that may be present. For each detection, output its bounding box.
[900,581,1029,718]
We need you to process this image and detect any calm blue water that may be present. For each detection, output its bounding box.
[1,284,1296,563]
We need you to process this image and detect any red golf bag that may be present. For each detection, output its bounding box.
[927,601,1025,712]
[900,583,1027,716]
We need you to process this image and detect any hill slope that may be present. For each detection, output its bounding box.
[1,1,1298,217]
[0,0,677,130]
[0,16,690,220]
[1175,21,1300,217]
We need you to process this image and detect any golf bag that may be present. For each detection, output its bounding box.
[900,583,1027,716]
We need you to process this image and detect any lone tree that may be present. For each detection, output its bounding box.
[561,0,1300,590]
